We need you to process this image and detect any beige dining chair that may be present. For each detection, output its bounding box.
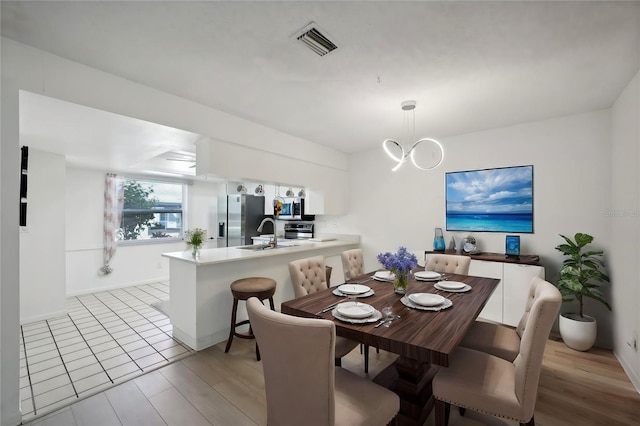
[426,254,471,275]
[432,277,561,426]
[288,256,360,367]
[246,297,399,426]
[339,248,379,371]
[459,276,548,362]
[341,248,365,281]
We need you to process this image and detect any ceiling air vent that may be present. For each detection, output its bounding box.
[294,22,338,57]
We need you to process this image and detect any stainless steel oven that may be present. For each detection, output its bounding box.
[284,222,314,240]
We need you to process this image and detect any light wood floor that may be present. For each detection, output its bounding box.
[24,336,640,426]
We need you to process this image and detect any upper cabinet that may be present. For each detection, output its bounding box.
[262,184,277,215]
[304,189,325,215]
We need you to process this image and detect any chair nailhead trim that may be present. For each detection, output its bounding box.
[435,397,529,423]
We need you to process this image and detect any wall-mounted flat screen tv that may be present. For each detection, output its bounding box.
[446,165,533,233]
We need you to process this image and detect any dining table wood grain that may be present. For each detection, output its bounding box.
[280,271,499,426]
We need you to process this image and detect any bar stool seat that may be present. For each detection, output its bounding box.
[224,277,276,360]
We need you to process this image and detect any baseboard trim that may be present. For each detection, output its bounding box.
[614,350,640,393]
[20,309,67,325]
[66,277,169,297]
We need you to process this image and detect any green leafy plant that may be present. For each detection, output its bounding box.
[185,228,207,249]
[121,181,158,240]
[555,233,611,318]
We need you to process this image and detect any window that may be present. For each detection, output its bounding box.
[119,178,184,242]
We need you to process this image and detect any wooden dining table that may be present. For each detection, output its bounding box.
[280,271,499,426]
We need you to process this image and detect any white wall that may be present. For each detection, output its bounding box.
[65,167,222,296]
[0,40,23,426]
[20,150,67,323]
[336,110,615,346]
[198,139,348,214]
[610,70,640,390]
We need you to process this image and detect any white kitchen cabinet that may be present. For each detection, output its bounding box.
[304,188,325,215]
[468,260,504,323]
[263,185,277,215]
[502,263,545,326]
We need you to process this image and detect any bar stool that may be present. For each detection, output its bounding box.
[224,277,276,361]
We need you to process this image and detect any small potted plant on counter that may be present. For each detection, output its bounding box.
[185,228,207,259]
[555,232,610,351]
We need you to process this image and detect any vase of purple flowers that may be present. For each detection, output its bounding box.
[377,246,418,294]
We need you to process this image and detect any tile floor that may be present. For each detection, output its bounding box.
[19,282,193,422]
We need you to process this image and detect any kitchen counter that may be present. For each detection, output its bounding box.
[161,238,350,266]
[161,236,359,350]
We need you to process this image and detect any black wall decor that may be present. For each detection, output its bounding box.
[20,146,28,226]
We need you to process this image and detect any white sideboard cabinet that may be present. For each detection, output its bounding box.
[501,263,545,326]
[425,251,545,326]
[468,260,504,323]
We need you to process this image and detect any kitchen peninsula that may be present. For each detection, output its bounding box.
[162,236,359,350]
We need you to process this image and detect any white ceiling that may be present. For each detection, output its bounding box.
[19,91,206,177]
[2,1,639,176]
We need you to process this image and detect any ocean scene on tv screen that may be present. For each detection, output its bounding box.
[446,165,533,233]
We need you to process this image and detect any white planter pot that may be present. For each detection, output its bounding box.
[559,313,597,351]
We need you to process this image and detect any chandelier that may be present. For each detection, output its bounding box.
[382,100,444,171]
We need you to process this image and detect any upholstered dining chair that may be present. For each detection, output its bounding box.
[458,276,548,362]
[426,254,471,275]
[432,277,561,426]
[341,248,365,281]
[288,256,360,367]
[339,248,378,371]
[246,297,399,426]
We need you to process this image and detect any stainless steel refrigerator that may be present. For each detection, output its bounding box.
[216,194,267,247]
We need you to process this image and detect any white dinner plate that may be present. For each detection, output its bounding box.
[434,283,471,293]
[408,293,445,307]
[335,302,375,319]
[414,271,442,281]
[332,288,374,298]
[332,308,382,324]
[437,281,467,290]
[374,271,395,282]
[337,284,371,295]
[401,295,453,311]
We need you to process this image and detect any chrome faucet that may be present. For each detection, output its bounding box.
[257,218,277,248]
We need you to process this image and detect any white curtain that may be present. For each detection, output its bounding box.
[99,173,124,275]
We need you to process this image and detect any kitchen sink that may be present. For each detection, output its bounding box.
[235,243,298,251]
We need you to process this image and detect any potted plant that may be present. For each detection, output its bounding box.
[555,232,610,351]
[185,228,207,259]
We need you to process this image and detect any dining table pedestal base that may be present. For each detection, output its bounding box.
[373,356,437,426]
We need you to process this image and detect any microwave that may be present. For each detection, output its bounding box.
[276,198,302,220]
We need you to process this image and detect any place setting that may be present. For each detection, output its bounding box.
[434,280,472,293]
[332,283,375,298]
[372,270,395,282]
[401,292,453,311]
[413,270,443,282]
[331,300,383,324]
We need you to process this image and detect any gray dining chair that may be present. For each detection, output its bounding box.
[432,277,561,426]
[246,297,399,426]
[288,256,360,367]
[426,254,471,275]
